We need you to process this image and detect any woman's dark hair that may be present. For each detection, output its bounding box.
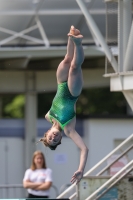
[39,130,62,150]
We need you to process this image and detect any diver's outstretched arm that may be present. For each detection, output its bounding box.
[64,117,88,184]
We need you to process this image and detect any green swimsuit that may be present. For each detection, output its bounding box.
[49,82,79,130]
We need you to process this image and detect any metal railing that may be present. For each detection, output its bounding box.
[0,184,59,199]
[97,144,133,176]
[0,184,24,199]
[85,161,133,200]
[57,133,133,199]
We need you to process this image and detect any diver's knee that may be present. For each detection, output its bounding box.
[63,54,72,64]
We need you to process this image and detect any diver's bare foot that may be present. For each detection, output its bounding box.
[68,25,83,38]
[69,25,75,35]
[68,25,83,44]
[69,25,80,36]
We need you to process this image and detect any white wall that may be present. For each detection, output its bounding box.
[0,69,109,93]
[0,118,133,198]
[36,137,79,198]
[0,138,25,198]
[83,118,133,175]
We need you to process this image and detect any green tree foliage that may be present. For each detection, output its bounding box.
[38,87,127,118]
[4,95,25,118]
[77,88,127,116]
[0,88,127,119]
[38,92,55,118]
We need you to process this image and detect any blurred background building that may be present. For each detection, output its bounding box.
[0,0,133,198]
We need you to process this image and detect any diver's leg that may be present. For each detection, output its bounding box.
[68,31,84,97]
[56,26,75,84]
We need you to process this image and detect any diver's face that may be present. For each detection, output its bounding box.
[46,128,62,146]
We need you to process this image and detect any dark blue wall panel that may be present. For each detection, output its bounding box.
[0,119,84,138]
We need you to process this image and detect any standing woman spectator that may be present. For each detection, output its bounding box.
[23,151,52,198]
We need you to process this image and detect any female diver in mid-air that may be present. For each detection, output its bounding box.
[40,25,88,184]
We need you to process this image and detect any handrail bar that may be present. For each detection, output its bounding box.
[96,167,133,200]
[84,134,133,177]
[59,184,71,194]
[0,184,23,188]
[69,193,77,200]
[97,144,133,176]
[56,183,76,199]
[57,133,133,199]
[0,184,59,197]
[85,160,133,200]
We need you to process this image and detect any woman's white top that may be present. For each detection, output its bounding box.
[23,168,52,196]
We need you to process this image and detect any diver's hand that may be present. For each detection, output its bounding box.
[71,170,83,184]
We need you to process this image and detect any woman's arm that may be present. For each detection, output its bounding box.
[23,180,41,189]
[45,111,51,123]
[35,181,52,190]
[64,117,88,184]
